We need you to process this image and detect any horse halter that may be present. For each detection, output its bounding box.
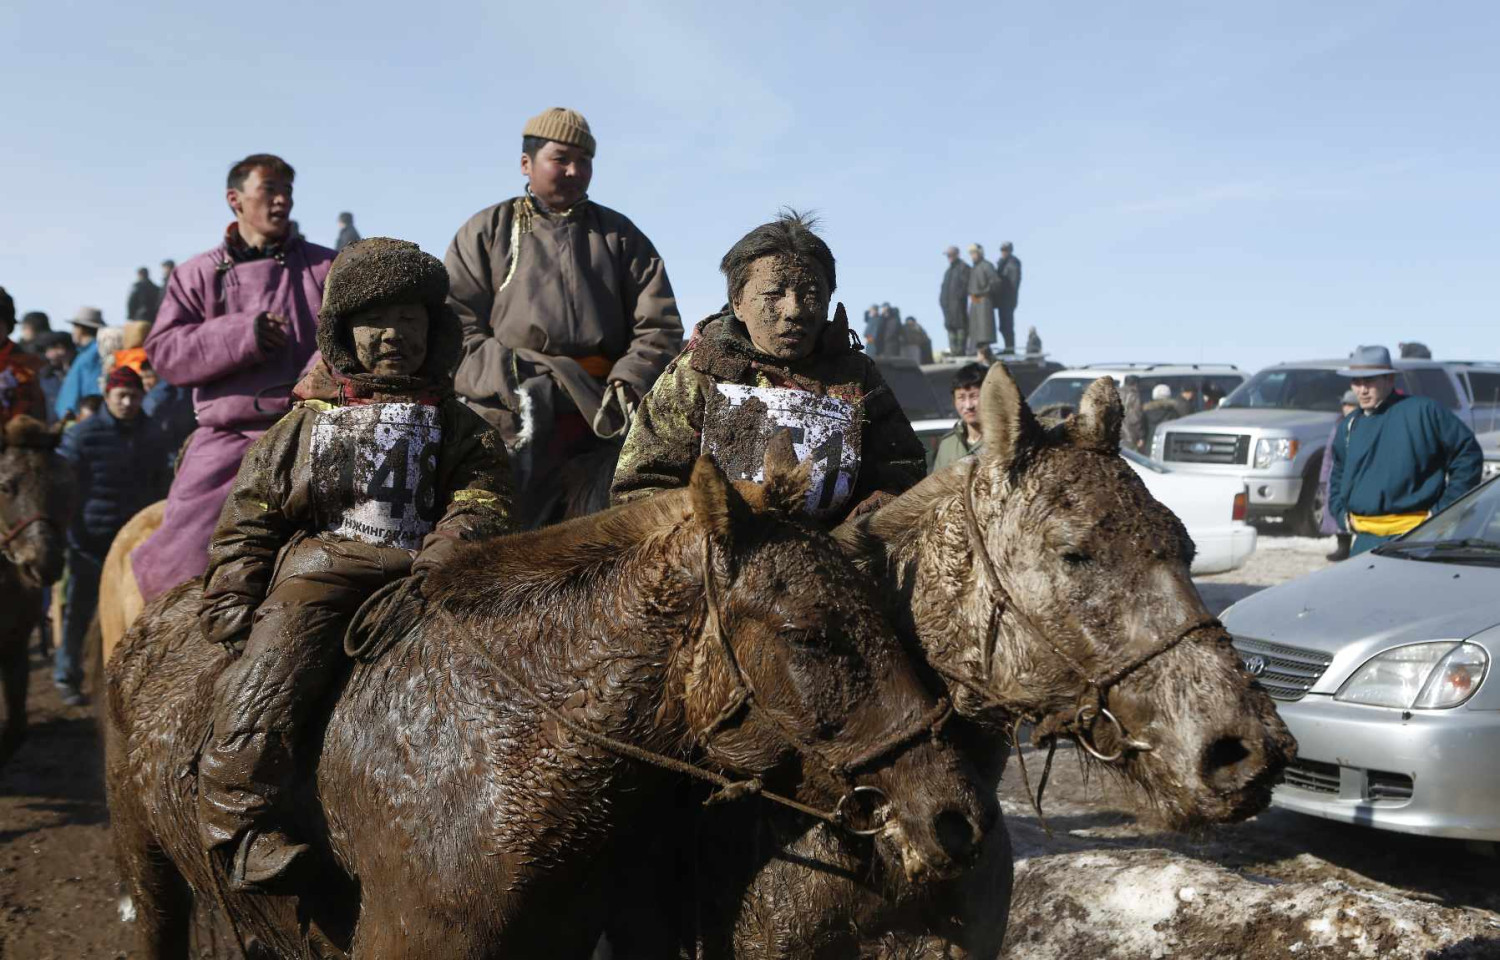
[953,459,1221,764]
[0,513,50,563]
[693,534,953,835]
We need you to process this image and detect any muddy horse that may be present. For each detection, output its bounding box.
[0,416,70,766]
[106,451,995,958]
[660,365,1297,958]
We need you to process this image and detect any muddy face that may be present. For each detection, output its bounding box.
[731,255,830,361]
[682,452,992,883]
[0,428,69,589]
[350,301,429,377]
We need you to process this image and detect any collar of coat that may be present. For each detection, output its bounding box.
[222,222,293,264]
[684,308,864,386]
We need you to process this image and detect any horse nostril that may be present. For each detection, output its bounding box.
[932,809,978,865]
[1202,735,1255,787]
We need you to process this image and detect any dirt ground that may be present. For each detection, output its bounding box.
[4,535,1499,958]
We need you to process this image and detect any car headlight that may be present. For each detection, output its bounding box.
[1335,641,1488,709]
[1253,437,1299,469]
[1483,459,1500,481]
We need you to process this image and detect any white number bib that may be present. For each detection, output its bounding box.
[308,403,443,550]
[702,384,861,520]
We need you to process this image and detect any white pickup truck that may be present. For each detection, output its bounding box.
[1153,359,1500,535]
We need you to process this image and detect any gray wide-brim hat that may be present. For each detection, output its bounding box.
[70,306,105,330]
[1337,344,1398,377]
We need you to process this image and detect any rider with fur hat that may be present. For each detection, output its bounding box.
[196,238,512,889]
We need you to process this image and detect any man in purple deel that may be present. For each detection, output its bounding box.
[133,154,335,600]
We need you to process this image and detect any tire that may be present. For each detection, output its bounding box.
[1288,454,1325,538]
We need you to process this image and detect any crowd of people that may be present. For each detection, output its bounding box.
[939,242,1023,356]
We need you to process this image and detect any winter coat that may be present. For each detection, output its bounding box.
[1120,384,1146,452]
[57,408,170,555]
[0,340,47,425]
[127,278,161,322]
[904,321,935,364]
[1328,393,1482,525]
[1141,398,1186,452]
[144,234,334,433]
[611,310,927,524]
[874,311,905,358]
[966,260,999,344]
[940,261,971,331]
[995,255,1022,310]
[55,340,103,420]
[932,422,983,473]
[197,371,512,651]
[142,381,197,466]
[446,195,683,439]
[1318,420,1343,535]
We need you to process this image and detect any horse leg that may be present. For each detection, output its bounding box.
[118,840,194,959]
[0,618,30,765]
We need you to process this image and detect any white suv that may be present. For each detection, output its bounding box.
[1027,363,1249,419]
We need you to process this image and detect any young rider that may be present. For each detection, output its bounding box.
[610,212,926,523]
[196,238,511,889]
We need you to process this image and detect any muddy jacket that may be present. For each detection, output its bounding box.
[446,194,683,435]
[611,311,926,523]
[198,376,511,649]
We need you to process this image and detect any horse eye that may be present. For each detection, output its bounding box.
[1060,550,1091,567]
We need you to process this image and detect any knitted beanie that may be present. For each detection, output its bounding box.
[522,107,596,157]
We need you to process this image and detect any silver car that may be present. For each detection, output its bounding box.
[1222,477,1500,841]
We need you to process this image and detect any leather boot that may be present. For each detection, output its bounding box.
[1326,534,1352,562]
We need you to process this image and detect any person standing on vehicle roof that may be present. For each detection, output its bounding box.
[1328,345,1482,556]
[939,246,970,357]
[445,107,683,528]
[965,244,998,353]
[133,153,336,602]
[992,242,1021,354]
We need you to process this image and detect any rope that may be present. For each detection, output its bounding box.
[0,513,46,550]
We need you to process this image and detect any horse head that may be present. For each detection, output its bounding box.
[844,365,1295,828]
[0,416,69,589]
[675,434,993,882]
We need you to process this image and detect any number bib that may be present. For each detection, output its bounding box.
[702,385,862,520]
[308,403,443,550]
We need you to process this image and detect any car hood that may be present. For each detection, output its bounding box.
[1222,553,1500,696]
[1170,408,1337,432]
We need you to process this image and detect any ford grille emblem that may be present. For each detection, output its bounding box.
[1243,655,1267,677]
[1189,441,1212,455]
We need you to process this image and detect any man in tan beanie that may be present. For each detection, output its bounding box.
[446,107,683,527]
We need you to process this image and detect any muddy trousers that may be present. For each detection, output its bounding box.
[198,536,412,869]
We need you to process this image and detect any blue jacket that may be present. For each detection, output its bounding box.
[142,381,197,466]
[57,407,171,554]
[54,340,102,420]
[1328,393,1482,523]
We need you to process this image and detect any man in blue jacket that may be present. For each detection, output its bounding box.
[54,307,106,420]
[55,366,169,704]
[1328,345,1482,556]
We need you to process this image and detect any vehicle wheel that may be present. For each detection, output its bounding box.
[1288,455,1325,538]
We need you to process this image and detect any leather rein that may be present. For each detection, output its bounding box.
[449,533,952,838]
[0,513,49,558]
[933,460,1220,830]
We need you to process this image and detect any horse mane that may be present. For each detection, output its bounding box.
[3,415,59,451]
[835,463,968,567]
[427,489,695,624]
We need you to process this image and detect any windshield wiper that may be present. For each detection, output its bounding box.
[1375,538,1500,557]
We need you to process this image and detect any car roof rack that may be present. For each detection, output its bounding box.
[1079,362,1241,371]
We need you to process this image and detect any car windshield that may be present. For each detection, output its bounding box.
[1028,377,1107,411]
[1384,479,1500,552]
[1221,368,1349,412]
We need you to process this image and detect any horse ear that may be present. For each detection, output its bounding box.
[761,429,813,514]
[1068,377,1124,453]
[690,455,736,546]
[978,362,1041,470]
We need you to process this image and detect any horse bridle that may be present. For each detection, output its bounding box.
[950,459,1221,764]
[450,531,952,838]
[0,513,50,563]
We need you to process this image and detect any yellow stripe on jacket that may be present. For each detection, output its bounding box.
[1348,512,1428,536]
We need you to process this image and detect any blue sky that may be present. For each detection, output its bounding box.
[2,1,1495,372]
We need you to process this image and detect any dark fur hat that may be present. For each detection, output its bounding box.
[317,237,462,388]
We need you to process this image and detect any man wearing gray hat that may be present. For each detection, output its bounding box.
[1327,345,1482,555]
[54,307,106,420]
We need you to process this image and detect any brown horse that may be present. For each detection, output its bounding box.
[669,364,1297,958]
[0,416,71,765]
[106,451,994,959]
